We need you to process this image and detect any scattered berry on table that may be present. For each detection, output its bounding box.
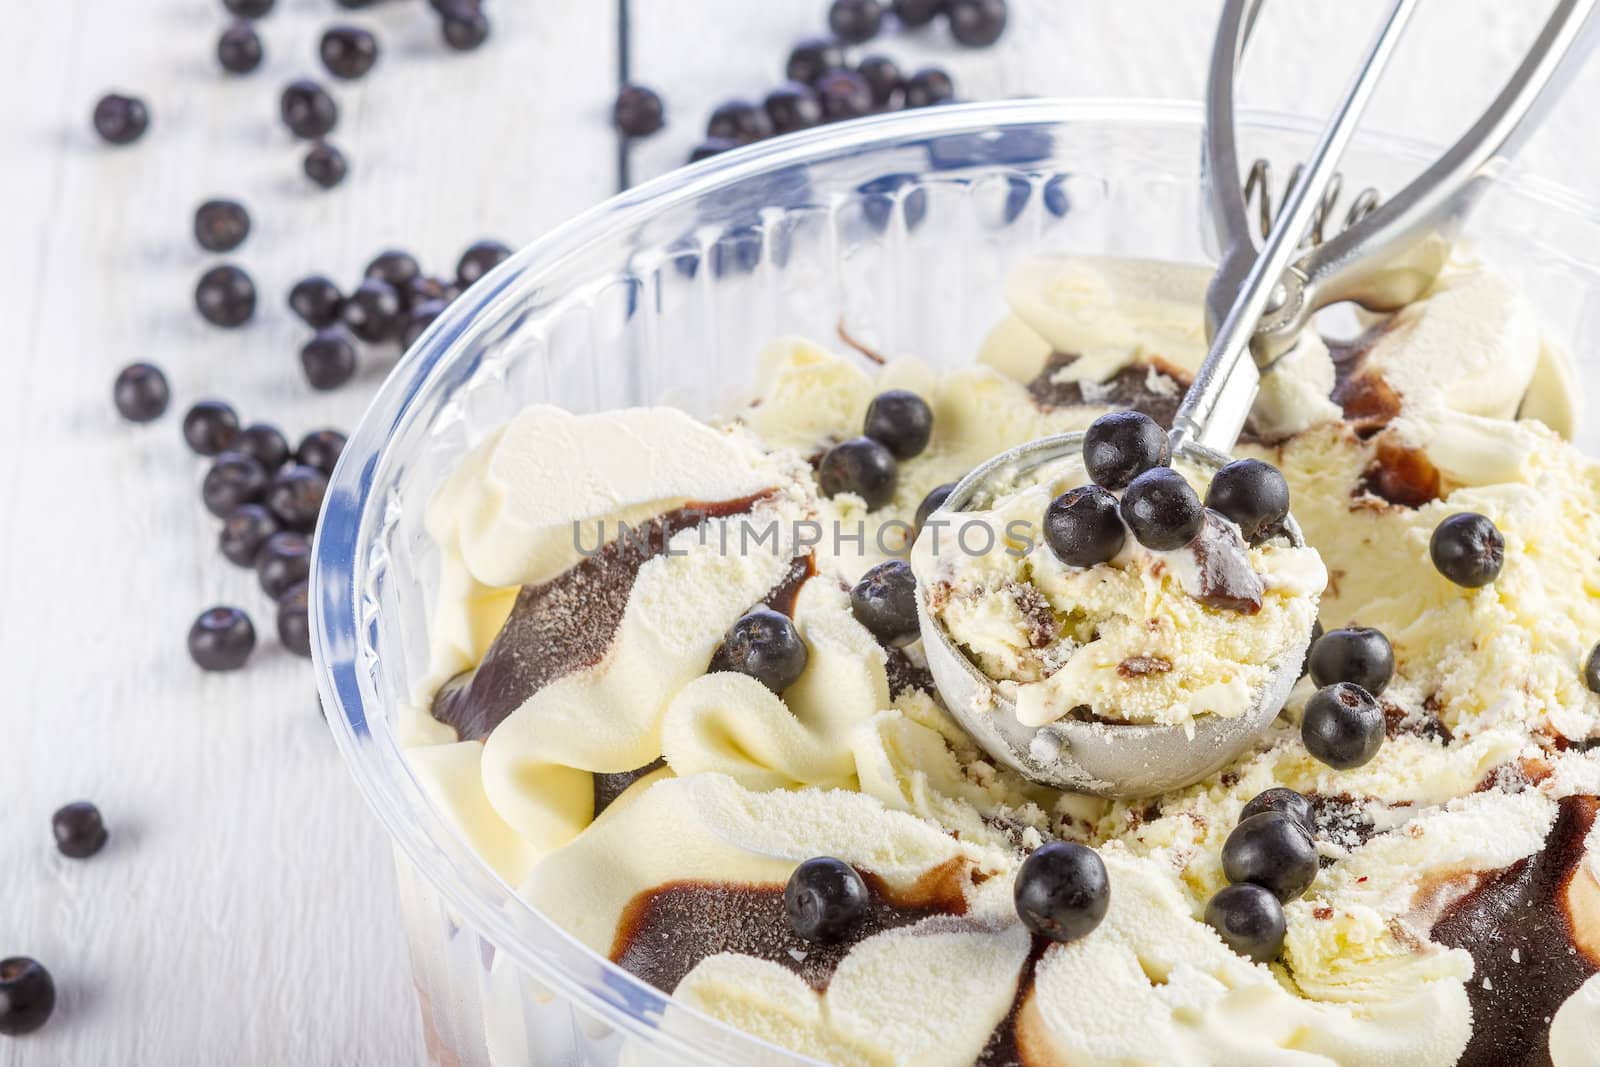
[193,198,251,253]
[1044,485,1126,567]
[1120,467,1203,551]
[256,532,312,598]
[0,957,56,1036]
[402,299,447,349]
[280,79,338,139]
[217,22,265,74]
[707,100,774,145]
[408,274,459,306]
[902,67,954,108]
[784,857,868,943]
[219,503,281,568]
[288,275,345,328]
[850,560,920,646]
[856,54,904,108]
[222,0,274,17]
[1013,841,1110,943]
[763,82,825,134]
[52,802,109,860]
[93,93,150,145]
[188,606,257,671]
[439,3,491,51]
[613,84,665,137]
[947,0,1007,46]
[862,390,933,459]
[1302,682,1385,770]
[278,582,312,658]
[689,137,737,163]
[194,264,257,328]
[456,239,512,288]
[891,0,946,27]
[710,608,809,693]
[829,0,885,44]
[786,36,846,86]
[1205,458,1289,544]
[202,451,270,518]
[1204,883,1285,964]
[818,436,898,510]
[1221,811,1317,902]
[112,362,170,423]
[1429,511,1505,588]
[182,400,241,457]
[303,141,349,188]
[320,25,379,80]
[295,430,346,476]
[266,464,329,531]
[340,278,404,342]
[1307,627,1394,696]
[365,249,421,296]
[300,328,359,391]
[816,68,874,121]
[1083,410,1169,490]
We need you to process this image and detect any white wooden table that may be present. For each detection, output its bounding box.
[2,1,1595,1063]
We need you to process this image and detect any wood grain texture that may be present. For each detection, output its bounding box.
[1,1,1597,1065]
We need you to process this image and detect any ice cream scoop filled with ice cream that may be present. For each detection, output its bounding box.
[913,412,1327,795]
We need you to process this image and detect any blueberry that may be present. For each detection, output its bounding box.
[202,451,269,518]
[1204,883,1286,964]
[280,79,338,139]
[903,67,955,108]
[1120,467,1203,551]
[612,84,665,137]
[1013,841,1110,943]
[1205,458,1289,544]
[257,532,312,598]
[818,437,898,510]
[891,0,945,26]
[829,0,885,43]
[289,276,344,327]
[295,429,346,476]
[303,141,348,188]
[915,481,956,530]
[688,137,738,163]
[219,503,280,567]
[456,239,512,288]
[320,25,379,80]
[340,278,404,342]
[1239,787,1315,837]
[408,274,458,306]
[786,37,846,86]
[1044,485,1125,567]
[850,560,919,646]
[440,4,491,51]
[1083,411,1169,490]
[182,400,241,456]
[817,69,875,121]
[763,82,824,134]
[194,198,251,253]
[365,249,421,297]
[195,264,257,328]
[266,463,328,531]
[93,93,150,145]
[862,390,933,459]
[235,423,290,469]
[113,362,170,423]
[52,801,108,859]
[1221,811,1317,902]
[707,100,773,145]
[710,607,808,693]
[188,606,256,671]
[223,0,274,16]
[0,958,56,1036]
[1429,512,1504,588]
[401,300,447,349]
[947,0,1008,46]
[217,21,264,74]
[300,328,358,390]
[1302,682,1385,770]
[856,54,904,108]
[278,581,312,658]
[1307,627,1393,696]
[784,857,868,943]
[1586,642,1600,694]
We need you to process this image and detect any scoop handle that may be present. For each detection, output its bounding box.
[1178,0,1419,455]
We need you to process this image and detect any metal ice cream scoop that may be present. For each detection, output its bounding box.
[916,0,1597,797]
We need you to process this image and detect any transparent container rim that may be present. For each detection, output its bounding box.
[309,96,1600,1065]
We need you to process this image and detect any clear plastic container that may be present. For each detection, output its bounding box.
[311,99,1600,1067]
